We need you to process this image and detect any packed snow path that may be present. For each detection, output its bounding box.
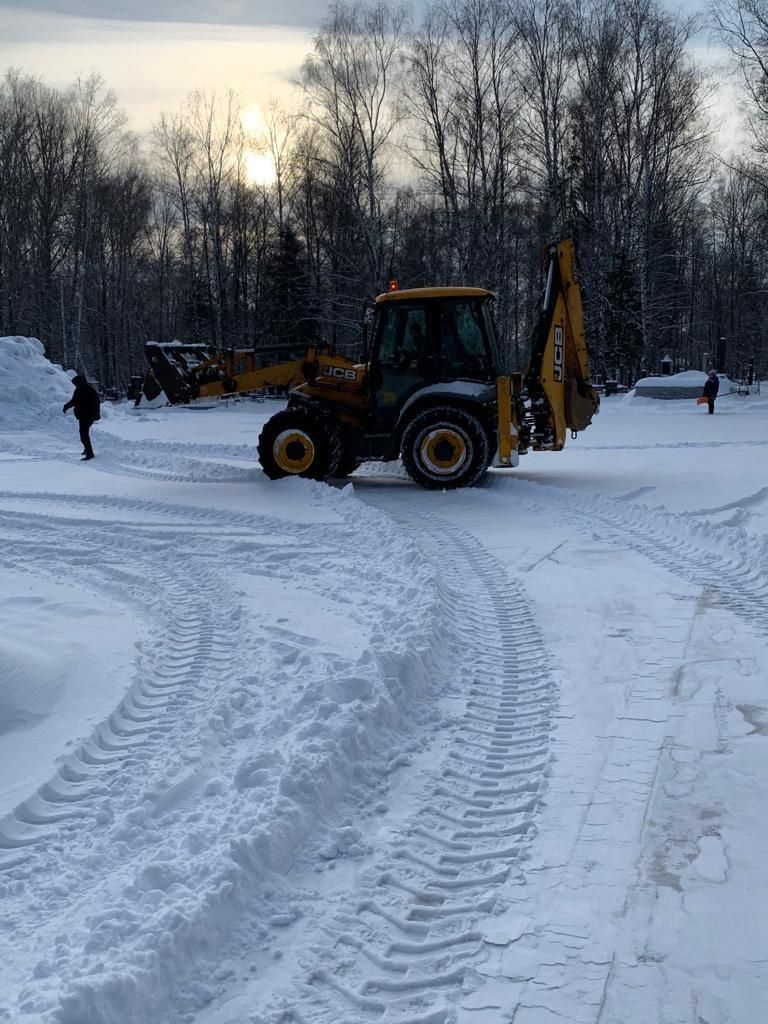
[1,366,767,1023]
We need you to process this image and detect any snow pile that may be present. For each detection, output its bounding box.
[631,369,736,400]
[0,336,74,429]
[634,369,709,389]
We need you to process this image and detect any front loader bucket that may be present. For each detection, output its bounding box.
[142,342,220,405]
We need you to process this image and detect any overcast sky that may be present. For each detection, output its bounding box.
[0,0,324,27]
[0,0,745,152]
[0,1,322,128]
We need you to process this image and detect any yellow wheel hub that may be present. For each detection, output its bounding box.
[274,429,315,474]
[420,428,468,476]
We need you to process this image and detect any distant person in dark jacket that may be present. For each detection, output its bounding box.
[703,370,720,414]
[63,375,100,459]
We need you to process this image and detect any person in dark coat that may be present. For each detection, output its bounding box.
[703,370,720,414]
[63,375,101,459]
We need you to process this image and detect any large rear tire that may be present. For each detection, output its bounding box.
[258,407,342,481]
[401,405,490,490]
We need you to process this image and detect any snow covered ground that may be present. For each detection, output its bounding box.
[1,337,767,1024]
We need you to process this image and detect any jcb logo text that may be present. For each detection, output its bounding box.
[322,366,358,382]
[553,327,564,383]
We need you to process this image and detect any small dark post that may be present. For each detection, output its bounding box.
[716,336,727,372]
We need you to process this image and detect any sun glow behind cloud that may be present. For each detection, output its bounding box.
[241,107,268,136]
[246,151,277,187]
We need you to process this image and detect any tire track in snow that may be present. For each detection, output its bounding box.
[0,486,332,878]
[0,483,330,892]
[0,499,238,876]
[269,509,555,1024]
[0,485,460,1024]
[483,477,768,638]
[358,472,768,641]
[0,430,257,484]
[351,472,768,1024]
[687,485,768,516]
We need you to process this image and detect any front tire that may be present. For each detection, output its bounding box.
[258,407,341,481]
[401,405,490,489]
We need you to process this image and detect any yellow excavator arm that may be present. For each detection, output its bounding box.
[524,239,599,450]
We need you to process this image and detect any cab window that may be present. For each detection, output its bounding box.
[438,300,493,379]
[374,304,434,410]
[378,306,428,368]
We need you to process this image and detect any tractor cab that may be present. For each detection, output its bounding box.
[368,287,499,428]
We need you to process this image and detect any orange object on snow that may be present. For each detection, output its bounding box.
[696,396,708,405]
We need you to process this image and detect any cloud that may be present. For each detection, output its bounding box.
[0,9,313,128]
[0,0,323,29]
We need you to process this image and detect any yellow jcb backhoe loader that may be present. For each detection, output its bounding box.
[257,239,600,489]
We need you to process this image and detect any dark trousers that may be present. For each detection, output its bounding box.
[79,419,95,456]
[707,398,715,414]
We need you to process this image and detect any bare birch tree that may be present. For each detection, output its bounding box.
[302,0,408,295]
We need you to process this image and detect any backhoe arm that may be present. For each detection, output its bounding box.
[525,240,599,450]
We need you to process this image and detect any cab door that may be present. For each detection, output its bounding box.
[371,302,437,429]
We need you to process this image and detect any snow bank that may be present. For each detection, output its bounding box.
[0,337,74,429]
[631,370,737,400]
[633,369,709,389]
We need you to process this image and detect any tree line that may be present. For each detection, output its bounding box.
[1,0,767,389]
